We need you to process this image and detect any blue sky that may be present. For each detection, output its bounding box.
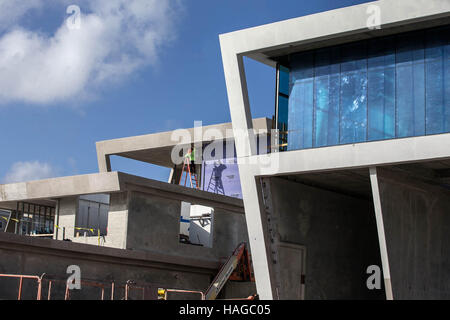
[0,0,371,183]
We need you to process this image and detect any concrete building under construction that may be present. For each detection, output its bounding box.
[2,0,450,301]
[0,119,272,300]
[220,0,450,300]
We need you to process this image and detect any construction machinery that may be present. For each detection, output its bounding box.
[204,242,254,300]
[158,242,255,300]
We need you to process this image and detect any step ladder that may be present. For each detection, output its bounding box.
[178,156,199,189]
[206,164,225,195]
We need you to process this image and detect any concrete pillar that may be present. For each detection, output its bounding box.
[53,199,60,240]
[369,167,393,300]
[106,192,129,249]
[97,154,111,173]
[55,196,79,241]
[220,40,275,299]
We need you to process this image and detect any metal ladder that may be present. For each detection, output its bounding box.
[178,156,199,189]
[206,165,225,195]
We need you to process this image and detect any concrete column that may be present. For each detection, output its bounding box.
[56,196,79,241]
[53,199,60,240]
[369,167,393,300]
[106,192,129,249]
[219,45,257,159]
[220,38,275,299]
[97,154,111,173]
[238,168,277,299]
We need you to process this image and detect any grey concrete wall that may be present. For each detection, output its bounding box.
[0,232,217,300]
[126,191,250,261]
[0,230,255,300]
[378,170,450,299]
[219,282,257,299]
[269,177,384,299]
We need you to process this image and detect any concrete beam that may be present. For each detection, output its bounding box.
[0,172,121,202]
[254,133,450,177]
[0,171,245,214]
[96,118,272,172]
[219,0,450,58]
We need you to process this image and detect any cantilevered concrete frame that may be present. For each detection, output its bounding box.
[96,118,272,173]
[219,0,450,299]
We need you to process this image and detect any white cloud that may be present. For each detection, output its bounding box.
[3,161,58,183]
[0,0,180,104]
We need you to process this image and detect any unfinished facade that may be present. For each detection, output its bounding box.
[220,0,450,300]
[0,120,271,300]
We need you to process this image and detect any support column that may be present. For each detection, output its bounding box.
[238,167,276,299]
[96,142,112,173]
[53,199,60,240]
[369,167,393,300]
[97,154,111,173]
[220,37,275,299]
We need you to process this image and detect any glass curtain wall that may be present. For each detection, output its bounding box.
[275,24,450,151]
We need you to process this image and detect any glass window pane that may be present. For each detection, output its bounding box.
[277,65,290,151]
[426,28,446,134]
[445,26,450,132]
[368,37,396,140]
[279,65,290,96]
[395,32,426,138]
[314,48,340,147]
[278,25,449,152]
[339,42,367,144]
[288,52,314,150]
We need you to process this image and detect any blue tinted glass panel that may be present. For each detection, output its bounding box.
[288,52,314,150]
[426,28,446,134]
[368,37,396,140]
[396,32,425,137]
[281,25,450,152]
[279,65,290,96]
[276,65,290,151]
[314,48,340,147]
[445,26,450,131]
[339,42,367,144]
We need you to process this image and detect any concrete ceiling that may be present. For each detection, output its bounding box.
[284,168,372,199]
[264,17,450,66]
[282,159,450,200]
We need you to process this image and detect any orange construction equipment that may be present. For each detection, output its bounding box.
[204,242,254,300]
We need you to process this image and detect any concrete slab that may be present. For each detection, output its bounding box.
[0,172,245,214]
[96,117,272,172]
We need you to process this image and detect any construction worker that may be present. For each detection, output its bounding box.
[185,146,196,174]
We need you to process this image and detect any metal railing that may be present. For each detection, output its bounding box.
[163,288,205,300]
[0,273,207,300]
